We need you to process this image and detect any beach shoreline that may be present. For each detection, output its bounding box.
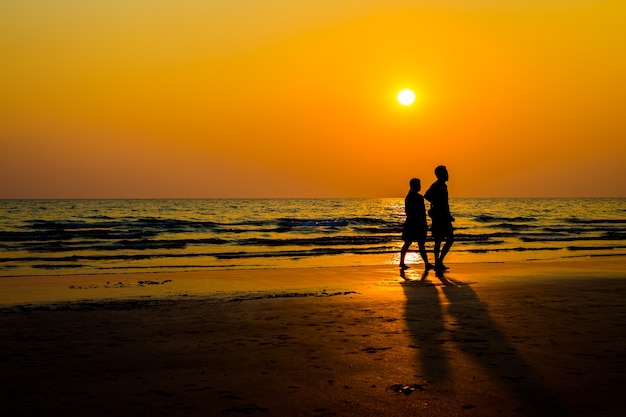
[2,257,625,306]
[2,259,625,416]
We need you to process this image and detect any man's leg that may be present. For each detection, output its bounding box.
[433,239,442,267]
[439,232,454,268]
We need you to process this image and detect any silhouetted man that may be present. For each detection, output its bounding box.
[424,166,455,272]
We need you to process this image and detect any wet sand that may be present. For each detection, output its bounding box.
[1,259,625,416]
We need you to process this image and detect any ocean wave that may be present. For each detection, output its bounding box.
[521,233,626,243]
[564,218,626,224]
[485,223,535,231]
[0,230,153,242]
[280,219,348,227]
[475,215,537,223]
[1,198,624,276]
[567,245,626,251]
[15,242,622,270]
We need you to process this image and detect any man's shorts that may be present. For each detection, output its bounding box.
[431,220,454,240]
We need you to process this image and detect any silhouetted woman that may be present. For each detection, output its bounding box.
[400,178,433,270]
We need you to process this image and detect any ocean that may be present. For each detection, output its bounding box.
[0,198,624,277]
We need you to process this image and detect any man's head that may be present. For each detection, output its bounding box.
[434,165,449,181]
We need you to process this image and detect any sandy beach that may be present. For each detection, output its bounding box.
[1,259,625,416]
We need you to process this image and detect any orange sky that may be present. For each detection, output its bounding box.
[1,1,625,198]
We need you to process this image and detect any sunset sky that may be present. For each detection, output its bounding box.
[1,0,625,198]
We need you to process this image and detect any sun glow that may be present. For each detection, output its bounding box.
[397,89,416,106]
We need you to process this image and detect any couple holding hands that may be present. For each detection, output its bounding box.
[400,165,454,273]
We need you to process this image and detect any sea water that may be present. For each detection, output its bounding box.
[0,198,624,277]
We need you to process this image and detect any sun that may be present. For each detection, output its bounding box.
[397,89,416,106]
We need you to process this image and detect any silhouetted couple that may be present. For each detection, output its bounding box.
[400,165,455,273]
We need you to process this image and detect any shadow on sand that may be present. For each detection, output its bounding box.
[400,267,568,416]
